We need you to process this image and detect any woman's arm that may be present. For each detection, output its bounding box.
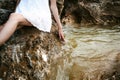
[15,0,20,10]
[50,0,65,41]
[16,0,20,5]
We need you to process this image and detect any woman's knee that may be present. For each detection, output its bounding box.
[9,13,32,26]
[9,13,24,23]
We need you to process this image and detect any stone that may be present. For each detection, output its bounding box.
[0,0,63,80]
[0,9,12,25]
[61,0,120,25]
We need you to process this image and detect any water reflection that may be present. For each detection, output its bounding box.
[50,24,120,80]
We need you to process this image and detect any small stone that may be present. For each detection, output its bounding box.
[42,54,48,62]
[18,77,26,80]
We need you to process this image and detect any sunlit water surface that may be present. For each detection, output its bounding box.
[49,24,120,80]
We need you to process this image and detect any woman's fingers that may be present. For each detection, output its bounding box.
[60,33,65,41]
[59,29,65,41]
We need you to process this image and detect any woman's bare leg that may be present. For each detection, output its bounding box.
[0,13,32,45]
[0,24,23,31]
[0,25,4,31]
[0,26,3,31]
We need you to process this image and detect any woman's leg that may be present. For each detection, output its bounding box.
[0,13,32,45]
[0,25,4,31]
[0,24,24,32]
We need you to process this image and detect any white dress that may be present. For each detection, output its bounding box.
[15,0,52,32]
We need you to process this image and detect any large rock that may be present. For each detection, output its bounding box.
[0,27,62,80]
[0,0,63,80]
[0,0,16,24]
[62,0,120,25]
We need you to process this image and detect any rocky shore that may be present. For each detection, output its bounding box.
[61,0,120,25]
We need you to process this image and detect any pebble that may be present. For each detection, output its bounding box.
[42,53,48,62]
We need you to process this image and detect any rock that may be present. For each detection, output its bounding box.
[57,0,64,15]
[0,27,62,80]
[0,0,16,25]
[61,0,120,25]
[0,9,12,25]
[0,0,63,80]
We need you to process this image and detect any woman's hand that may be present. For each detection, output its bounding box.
[58,28,65,42]
[50,0,65,43]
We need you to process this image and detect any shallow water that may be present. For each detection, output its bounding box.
[49,24,120,80]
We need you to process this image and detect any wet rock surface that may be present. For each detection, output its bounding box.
[61,0,120,25]
[0,0,16,25]
[0,27,62,80]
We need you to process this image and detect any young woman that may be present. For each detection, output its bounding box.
[0,0,65,46]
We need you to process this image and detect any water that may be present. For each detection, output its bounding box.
[49,24,120,80]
